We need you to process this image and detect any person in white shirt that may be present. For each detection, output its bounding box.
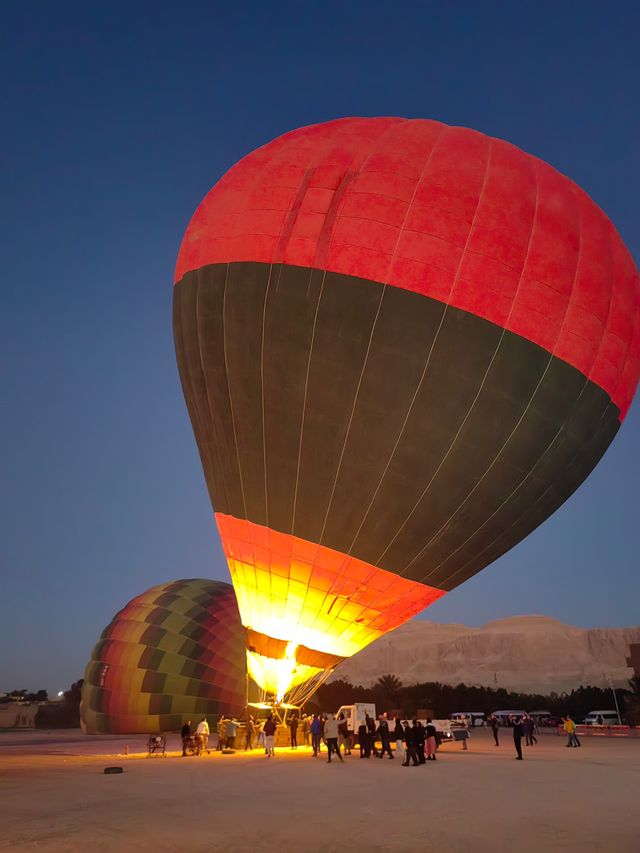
[323,714,343,763]
[196,717,210,751]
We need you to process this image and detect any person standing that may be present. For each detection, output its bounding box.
[324,714,344,763]
[196,717,210,752]
[524,715,537,746]
[338,713,351,755]
[358,721,370,758]
[377,716,393,759]
[181,720,192,757]
[288,714,299,749]
[310,714,323,757]
[402,721,419,766]
[226,718,238,749]
[393,718,403,756]
[512,715,524,760]
[366,713,379,757]
[461,715,469,750]
[425,719,437,760]
[563,716,580,747]
[217,716,227,750]
[414,720,426,764]
[263,715,277,758]
[256,718,265,750]
[302,714,311,747]
[489,715,500,746]
[245,716,256,751]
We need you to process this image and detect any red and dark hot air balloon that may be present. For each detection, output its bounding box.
[173,118,640,702]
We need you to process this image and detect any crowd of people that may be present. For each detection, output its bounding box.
[178,710,585,762]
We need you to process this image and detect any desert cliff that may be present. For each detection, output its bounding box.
[333,616,640,693]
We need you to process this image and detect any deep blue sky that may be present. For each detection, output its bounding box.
[2,1,639,694]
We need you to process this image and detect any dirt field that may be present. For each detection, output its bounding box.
[0,728,638,852]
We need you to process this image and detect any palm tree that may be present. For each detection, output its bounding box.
[375,674,403,703]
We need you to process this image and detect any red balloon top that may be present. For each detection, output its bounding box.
[176,117,640,419]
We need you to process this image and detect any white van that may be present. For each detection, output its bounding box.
[582,710,620,725]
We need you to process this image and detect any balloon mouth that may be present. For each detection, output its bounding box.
[246,645,324,702]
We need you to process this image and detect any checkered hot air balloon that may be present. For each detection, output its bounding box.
[81,579,246,734]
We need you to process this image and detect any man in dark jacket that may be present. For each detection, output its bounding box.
[310,714,323,756]
[181,720,191,756]
[358,722,370,758]
[288,714,299,749]
[377,716,394,759]
[489,715,500,746]
[365,714,378,757]
[512,715,524,760]
[402,721,419,766]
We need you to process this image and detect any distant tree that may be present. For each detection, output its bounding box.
[36,679,84,729]
[626,677,640,725]
[375,674,403,703]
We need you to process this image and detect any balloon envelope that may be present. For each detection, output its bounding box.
[173,117,640,701]
[81,579,246,733]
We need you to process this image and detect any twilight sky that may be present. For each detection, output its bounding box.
[1,1,639,694]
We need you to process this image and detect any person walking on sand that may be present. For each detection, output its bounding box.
[245,716,256,751]
[310,714,323,757]
[181,720,192,757]
[489,714,500,746]
[196,717,210,752]
[288,713,299,749]
[512,715,524,760]
[263,715,277,758]
[324,714,344,763]
[563,716,580,748]
[425,719,438,760]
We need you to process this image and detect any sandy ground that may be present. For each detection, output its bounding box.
[0,728,638,852]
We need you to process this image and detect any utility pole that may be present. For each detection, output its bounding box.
[606,673,622,724]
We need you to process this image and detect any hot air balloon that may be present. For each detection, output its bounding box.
[173,118,640,705]
[81,579,246,733]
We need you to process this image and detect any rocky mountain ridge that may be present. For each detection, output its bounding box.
[333,616,640,693]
